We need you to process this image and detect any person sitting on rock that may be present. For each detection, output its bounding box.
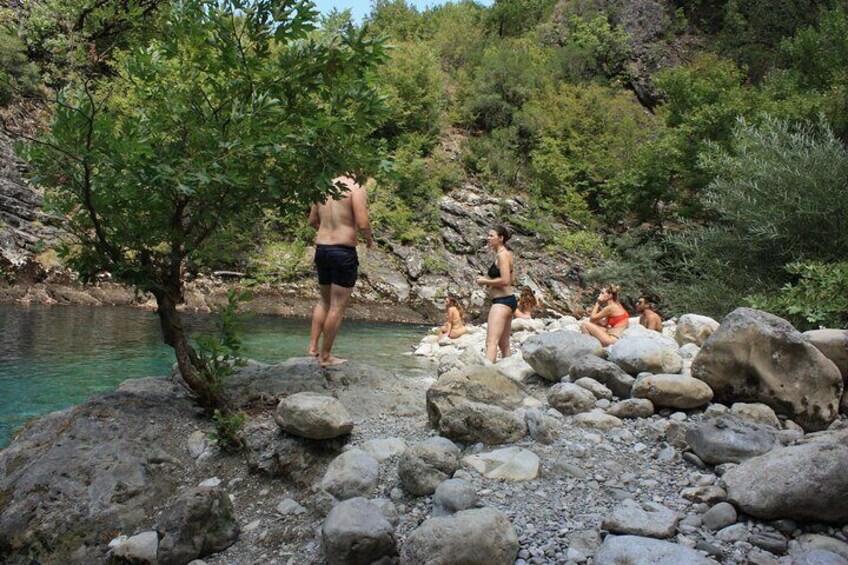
[515,286,539,319]
[438,296,468,340]
[636,294,663,332]
[580,284,629,346]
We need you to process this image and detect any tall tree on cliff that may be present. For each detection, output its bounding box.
[17,0,387,414]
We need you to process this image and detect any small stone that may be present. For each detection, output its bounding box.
[681,452,706,469]
[702,502,737,531]
[276,498,306,516]
[244,519,261,532]
[716,523,749,543]
[199,477,221,487]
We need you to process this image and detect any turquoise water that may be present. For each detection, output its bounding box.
[0,304,429,449]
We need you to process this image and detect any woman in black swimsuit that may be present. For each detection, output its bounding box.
[477,225,516,363]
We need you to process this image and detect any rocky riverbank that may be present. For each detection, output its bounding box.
[1,308,847,564]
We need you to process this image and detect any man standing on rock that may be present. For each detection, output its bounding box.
[307,174,373,367]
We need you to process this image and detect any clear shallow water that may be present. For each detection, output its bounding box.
[0,304,429,449]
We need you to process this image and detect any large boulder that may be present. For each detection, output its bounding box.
[398,438,461,496]
[156,487,239,565]
[400,507,519,565]
[608,334,683,375]
[427,365,526,420]
[631,373,714,409]
[723,443,848,522]
[692,308,843,431]
[522,332,603,381]
[547,383,596,415]
[569,355,635,399]
[0,378,197,562]
[804,329,848,380]
[320,451,380,501]
[435,400,527,445]
[274,392,353,439]
[321,497,397,565]
[426,366,528,445]
[594,535,718,565]
[676,314,720,346]
[685,415,781,465]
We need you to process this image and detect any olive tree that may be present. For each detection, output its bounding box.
[18,0,387,414]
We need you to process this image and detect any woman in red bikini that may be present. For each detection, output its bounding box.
[580,284,629,346]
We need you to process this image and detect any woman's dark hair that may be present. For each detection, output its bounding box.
[492,224,511,244]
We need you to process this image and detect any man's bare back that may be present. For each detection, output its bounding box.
[307,175,373,367]
[310,176,373,248]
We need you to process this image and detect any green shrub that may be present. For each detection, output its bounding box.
[0,31,41,104]
[747,261,848,330]
[373,41,447,146]
[463,41,543,131]
[195,289,249,451]
[545,12,631,81]
[520,82,658,221]
[663,116,848,318]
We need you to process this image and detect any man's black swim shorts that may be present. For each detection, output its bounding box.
[315,244,359,288]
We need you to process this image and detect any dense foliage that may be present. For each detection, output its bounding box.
[7,0,848,327]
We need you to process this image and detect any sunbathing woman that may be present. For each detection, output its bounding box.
[580,284,629,346]
[515,286,539,319]
[477,225,516,363]
[438,296,468,340]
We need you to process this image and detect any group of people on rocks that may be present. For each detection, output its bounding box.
[306,174,663,367]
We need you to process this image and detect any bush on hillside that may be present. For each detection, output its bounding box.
[664,116,848,317]
[747,261,848,330]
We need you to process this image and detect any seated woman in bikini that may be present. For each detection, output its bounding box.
[514,286,539,319]
[580,284,629,346]
[438,296,468,340]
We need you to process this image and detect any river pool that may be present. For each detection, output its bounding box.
[0,304,430,449]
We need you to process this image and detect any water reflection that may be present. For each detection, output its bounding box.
[0,304,428,448]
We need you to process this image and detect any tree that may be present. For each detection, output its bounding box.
[17,0,388,414]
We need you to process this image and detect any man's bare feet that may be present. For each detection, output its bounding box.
[319,356,348,367]
[307,349,319,357]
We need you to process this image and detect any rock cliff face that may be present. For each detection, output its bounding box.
[0,130,57,262]
[353,187,587,321]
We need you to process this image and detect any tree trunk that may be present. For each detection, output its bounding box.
[152,284,231,416]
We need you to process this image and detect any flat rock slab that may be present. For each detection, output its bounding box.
[602,499,681,539]
[595,535,719,565]
[463,447,540,481]
[685,414,781,465]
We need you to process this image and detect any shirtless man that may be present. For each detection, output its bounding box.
[637,295,663,332]
[307,175,373,366]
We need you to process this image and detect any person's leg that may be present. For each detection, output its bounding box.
[485,304,512,362]
[582,321,617,346]
[497,308,513,359]
[319,284,354,366]
[308,284,332,356]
